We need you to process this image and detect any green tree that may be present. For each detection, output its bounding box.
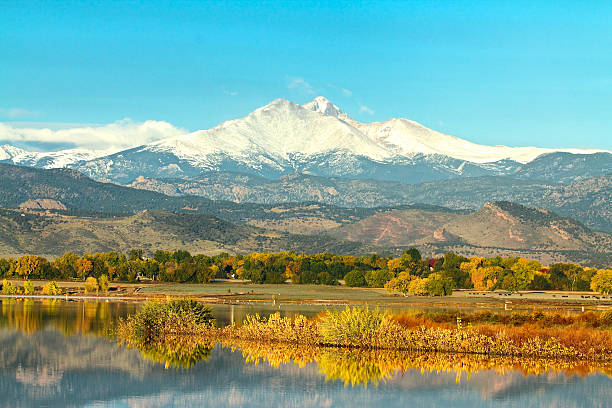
[510,258,542,290]
[365,269,393,288]
[128,248,144,261]
[344,270,366,287]
[425,273,453,296]
[402,248,422,262]
[54,252,79,279]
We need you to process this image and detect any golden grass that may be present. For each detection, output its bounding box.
[117,304,612,363]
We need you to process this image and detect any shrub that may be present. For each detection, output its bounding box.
[120,299,215,345]
[42,281,62,295]
[600,310,612,326]
[319,306,386,348]
[98,275,110,292]
[1,279,20,295]
[84,277,99,294]
[23,280,35,295]
[365,270,393,288]
[344,270,366,287]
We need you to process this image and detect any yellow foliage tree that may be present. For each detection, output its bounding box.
[98,275,110,292]
[12,255,42,278]
[384,272,414,294]
[590,269,612,294]
[408,278,429,295]
[75,258,93,280]
[42,281,62,295]
[387,258,404,274]
[23,280,35,295]
[84,277,99,294]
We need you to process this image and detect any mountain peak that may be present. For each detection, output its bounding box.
[302,96,344,117]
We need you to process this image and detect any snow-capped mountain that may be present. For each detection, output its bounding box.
[0,144,104,168]
[300,97,601,164]
[2,96,609,184]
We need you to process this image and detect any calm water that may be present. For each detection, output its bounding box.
[0,299,610,408]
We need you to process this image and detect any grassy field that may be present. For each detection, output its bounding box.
[4,279,611,311]
[136,282,612,311]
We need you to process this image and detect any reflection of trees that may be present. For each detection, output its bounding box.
[0,299,137,337]
[127,335,214,369]
[214,340,612,388]
[4,299,612,389]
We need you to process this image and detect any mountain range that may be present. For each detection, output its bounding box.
[1,97,610,185]
[0,163,609,266]
[0,97,610,266]
[127,172,611,233]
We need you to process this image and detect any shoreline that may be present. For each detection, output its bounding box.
[2,280,611,310]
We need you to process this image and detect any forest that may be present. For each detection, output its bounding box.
[0,248,610,296]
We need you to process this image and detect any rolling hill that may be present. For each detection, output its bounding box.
[328,202,612,267]
[0,209,372,259]
[0,163,609,266]
[128,172,612,233]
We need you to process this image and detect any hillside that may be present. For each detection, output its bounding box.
[0,164,609,266]
[129,172,612,233]
[0,209,372,258]
[329,202,612,267]
[0,163,389,228]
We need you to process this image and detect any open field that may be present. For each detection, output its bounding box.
[4,279,612,312]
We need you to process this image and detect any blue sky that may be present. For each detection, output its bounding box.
[1,0,611,150]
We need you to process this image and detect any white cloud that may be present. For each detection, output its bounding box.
[0,119,187,151]
[359,104,374,115]
[0,108,37,119]
[342,88,352,97]
[287,76,316,95]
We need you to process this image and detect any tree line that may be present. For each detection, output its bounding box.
[0,248,610,295]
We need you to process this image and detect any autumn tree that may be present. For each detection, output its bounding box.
[11,255,43,278]
[509,258,542,290]
[75,258,94,280]
[84,277,99,294]
[384,272,415,295]
[590,269,612,294]
[98,275,110,292]
[54,252,79,279]
[23,280,35,295]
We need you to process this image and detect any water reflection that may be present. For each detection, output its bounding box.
[0,299,611,408]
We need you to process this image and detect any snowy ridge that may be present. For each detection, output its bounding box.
[141,96,605,167]
[0,144,105,168]
[146,98,393,167]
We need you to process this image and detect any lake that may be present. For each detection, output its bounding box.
[0,299,609,407]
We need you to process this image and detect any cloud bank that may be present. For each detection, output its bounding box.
[0,119,188,152]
